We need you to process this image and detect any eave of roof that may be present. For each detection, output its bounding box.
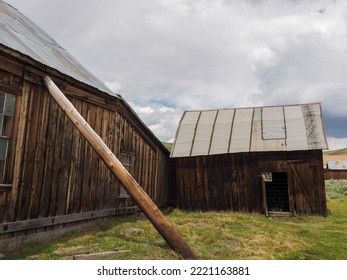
[0,1,116,97]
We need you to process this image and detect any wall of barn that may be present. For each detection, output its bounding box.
[324,170,347,180]
[0,53,175,247]
[175,150,326,215]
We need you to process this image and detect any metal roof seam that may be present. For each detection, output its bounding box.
[189,111,202,156]
[227,109,236,154]
[207,110,219,156]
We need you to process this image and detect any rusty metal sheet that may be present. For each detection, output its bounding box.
[302,104,328,150]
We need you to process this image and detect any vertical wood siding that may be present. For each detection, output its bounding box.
[175,150,326,215]
[0,67,175,229]
[324,170,347,180]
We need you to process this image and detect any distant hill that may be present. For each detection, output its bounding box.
[162,142,173,152]
[324,148,347,155]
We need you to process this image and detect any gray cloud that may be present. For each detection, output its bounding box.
[6,0,347,148]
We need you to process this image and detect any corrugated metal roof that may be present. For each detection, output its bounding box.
[171,103,328,158]
[327,161,347,170]
[0,1,116,97]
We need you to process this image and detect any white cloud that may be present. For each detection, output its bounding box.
[5,0,347,142]
[105,81,122,93]
[128,101,182,141]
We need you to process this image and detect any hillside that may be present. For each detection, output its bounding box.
[324,148,347,155]
[323,148,347,165]
[162,142,173,152]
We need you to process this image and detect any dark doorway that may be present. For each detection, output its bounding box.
[265,172,289,212]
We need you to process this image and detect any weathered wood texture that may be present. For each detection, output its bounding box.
[324,170,347,180]
[0,52,175,244]
[44,77,197,259]
[175,150,327,215]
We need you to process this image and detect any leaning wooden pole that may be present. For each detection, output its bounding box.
[43,76,198,260]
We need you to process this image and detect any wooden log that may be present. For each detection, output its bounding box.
[261,174,269,217]
[73,250,131,260]
[44,76,198,259]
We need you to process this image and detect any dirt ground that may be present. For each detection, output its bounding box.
[323,155,347,166]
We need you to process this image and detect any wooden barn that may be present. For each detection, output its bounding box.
[0,1,174,249]
[171,103,328,216]
[324,161,347,180]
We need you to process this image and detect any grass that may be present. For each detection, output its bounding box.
[162,142,173,152]
[2,180,347,260]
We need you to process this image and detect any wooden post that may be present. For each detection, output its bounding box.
[43,76,198,259]
[261,174,269,217]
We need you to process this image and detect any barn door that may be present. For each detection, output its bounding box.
[262,172,290,214]
[287,161,314,214]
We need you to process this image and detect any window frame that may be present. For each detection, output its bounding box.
[0,91,16,186]
[118,152,135,198]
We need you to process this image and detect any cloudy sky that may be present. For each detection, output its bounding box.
[5,0,347,149]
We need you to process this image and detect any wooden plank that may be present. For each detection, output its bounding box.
[39,96,58,217]
[81,103,93,212]
[44,76,198,259]
[73,250,131,260]
[97,109,109,210]
[19,85,41,220]
[28,86,48,219]
[88,105,99,211]
[73,99,86,213]
[0,206,140,234]
[261,174,269,217]
[56,108,74,215]
[8,84,30,221]
[65,98,79,213]
[288,162,314,212]
[49,101,64,217]
[0,56,23,76]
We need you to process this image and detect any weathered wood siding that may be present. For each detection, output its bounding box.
[175,150,326,215]
[324,170,347,180]
[0,52,175,246]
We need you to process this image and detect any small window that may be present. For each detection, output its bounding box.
[0,91,15,184]
[119,153,134,198]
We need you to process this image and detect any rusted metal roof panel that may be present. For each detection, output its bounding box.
[327,161,347,170]
[0,1,115,96]
[171,103,328,158]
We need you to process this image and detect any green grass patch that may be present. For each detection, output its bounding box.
[162,142,173,152]
[3,181,347,260]
[325,180,347,200]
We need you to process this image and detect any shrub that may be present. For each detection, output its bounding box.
[325,180,347,200]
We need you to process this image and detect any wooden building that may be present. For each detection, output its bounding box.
[0,1,174,249]
[171,103,328,216]
[324,161,347,180]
